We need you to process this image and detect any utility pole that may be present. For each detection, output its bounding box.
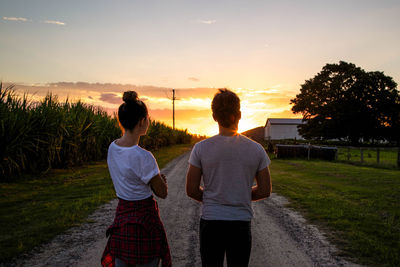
[172,89,176,130]
[166,89,179,130]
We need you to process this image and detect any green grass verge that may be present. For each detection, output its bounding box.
[0,143,192,263]
[152,143,192,169]
[270,159,400,266]
[337,147,399,168]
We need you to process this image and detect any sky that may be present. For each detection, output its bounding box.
[1,0,399,136]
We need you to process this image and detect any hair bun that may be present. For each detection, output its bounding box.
[123,91,138,104]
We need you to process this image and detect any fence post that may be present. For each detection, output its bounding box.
[307,143,311,160]
[397,147,400,168]
[377,148,380,164]
[360,148,363,163]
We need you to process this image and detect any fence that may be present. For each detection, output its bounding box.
[269,141,400,169]
[275,144,337,161]
[336,146,400,168]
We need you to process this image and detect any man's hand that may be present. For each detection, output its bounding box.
[186,164,203,202]
[251,167,272,201]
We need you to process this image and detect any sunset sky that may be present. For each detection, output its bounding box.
[1,0,399,136]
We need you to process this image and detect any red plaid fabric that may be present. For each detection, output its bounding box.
[101,196,171,267]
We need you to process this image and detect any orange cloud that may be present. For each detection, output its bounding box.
[188,77,200,82]
[269,109,301,119]
[5,82,299,135]
[263,97,293,107]
[100,93,122,105]
[149,108,211,121]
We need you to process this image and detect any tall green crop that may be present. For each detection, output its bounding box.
[0,84,121,180]
[0,83,193,180]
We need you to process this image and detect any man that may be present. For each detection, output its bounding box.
[186,88,272,267]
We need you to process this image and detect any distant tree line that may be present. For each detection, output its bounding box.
[291,61,400,145]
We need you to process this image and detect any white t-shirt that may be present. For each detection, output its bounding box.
[107,141,160,201]
[189,134,271,221]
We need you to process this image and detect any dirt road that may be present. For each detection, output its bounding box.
[13,151,360,267]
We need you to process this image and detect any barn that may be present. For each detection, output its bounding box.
[264,118,305,140]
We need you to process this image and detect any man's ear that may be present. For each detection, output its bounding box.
[232,111,241,124]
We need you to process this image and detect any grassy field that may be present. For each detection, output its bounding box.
[270,159,400,266]
[3,142,398,265]
[337,147,399,168]
[0,143,192,264]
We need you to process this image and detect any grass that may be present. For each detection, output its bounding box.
[0,143,192,264]
[270,159,400,266]
[337,147,399,168]
[153,143,193,168]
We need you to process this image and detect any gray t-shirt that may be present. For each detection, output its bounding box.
[189,134,271,221]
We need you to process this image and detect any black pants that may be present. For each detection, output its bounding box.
[200,219,252,267]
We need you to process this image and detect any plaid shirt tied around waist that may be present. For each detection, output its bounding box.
[101,196,171,267]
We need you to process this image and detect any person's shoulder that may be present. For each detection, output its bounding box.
[136,146,154,158]
[107,140,120,154]
[194,135,219,146]
[108,140,117,149]
[238,134,262,146]
[238,134,266,151]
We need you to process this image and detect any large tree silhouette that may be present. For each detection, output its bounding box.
[291,61,400,144]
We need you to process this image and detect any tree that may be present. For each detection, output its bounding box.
[290,61,400,145]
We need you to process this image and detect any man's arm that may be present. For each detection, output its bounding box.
[186,164,203,202]
[252,166,272,201]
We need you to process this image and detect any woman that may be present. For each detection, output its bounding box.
[102,91,171,267]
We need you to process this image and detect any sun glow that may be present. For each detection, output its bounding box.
[238,119,257,133]
[9,83,300,136]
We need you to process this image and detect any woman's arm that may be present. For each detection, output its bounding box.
[149,173,168,199]
[186,164,203,202]
[251,166,272,201]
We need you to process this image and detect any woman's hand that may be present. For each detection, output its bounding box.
[149,173,168,199]
[161,173,167,184]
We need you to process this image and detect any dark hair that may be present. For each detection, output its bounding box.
[118,91,148,130]
[211,88,240,128]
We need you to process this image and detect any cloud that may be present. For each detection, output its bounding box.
[149,108,211,121]
[44,20,66,26]
[188,77,200,82]
[198,20,216,25]
[269,109,300,119]
[263,97,292,106]
[5,81,300,135]
[99,93,121,105]
[148,108,215,135]
[3,17,28,22]
[6,82,219,100]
